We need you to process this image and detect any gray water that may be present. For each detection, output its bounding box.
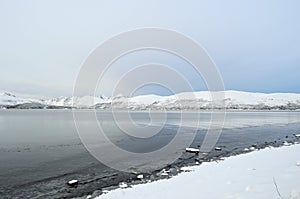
[1,110,300,146]
[1,110,300,198]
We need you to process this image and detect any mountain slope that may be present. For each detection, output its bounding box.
[94,90,300,110]
[1,91,300,110]
[0,92,45,108]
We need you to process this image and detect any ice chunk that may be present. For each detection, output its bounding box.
[186,148,200,154]
[67,180,78,187]
[137,174,144,179]
[119,182,128,188]
[215,147,222,151]
[295,134,300,138]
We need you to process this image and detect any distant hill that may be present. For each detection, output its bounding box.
[1,91,300,110]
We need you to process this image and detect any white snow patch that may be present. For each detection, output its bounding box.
[180,167,194,172]
[160,169,169,176]
[283,141,291,146]
[96,144,300,199]
[250,146,256,151]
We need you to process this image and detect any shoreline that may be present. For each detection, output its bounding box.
[86,132,300,199]
[96,144,300,199]
[1,112,300,198]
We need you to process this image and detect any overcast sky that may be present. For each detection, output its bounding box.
[0,0,300,97]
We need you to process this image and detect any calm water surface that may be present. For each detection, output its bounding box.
[1,110,300,198]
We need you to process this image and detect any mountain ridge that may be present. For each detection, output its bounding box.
[1,90,300,110]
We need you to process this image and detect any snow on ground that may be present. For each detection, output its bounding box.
[97,144,300,199]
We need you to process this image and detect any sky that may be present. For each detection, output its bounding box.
[0,0,300,97]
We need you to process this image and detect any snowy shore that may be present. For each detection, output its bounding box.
[97,144,300,199]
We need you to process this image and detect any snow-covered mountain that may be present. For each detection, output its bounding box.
[1,91,300,110]
[93,91,300,110]
[0,92,45,108]
[44,95,108,108]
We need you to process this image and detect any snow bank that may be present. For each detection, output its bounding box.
[97,144,300,199]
